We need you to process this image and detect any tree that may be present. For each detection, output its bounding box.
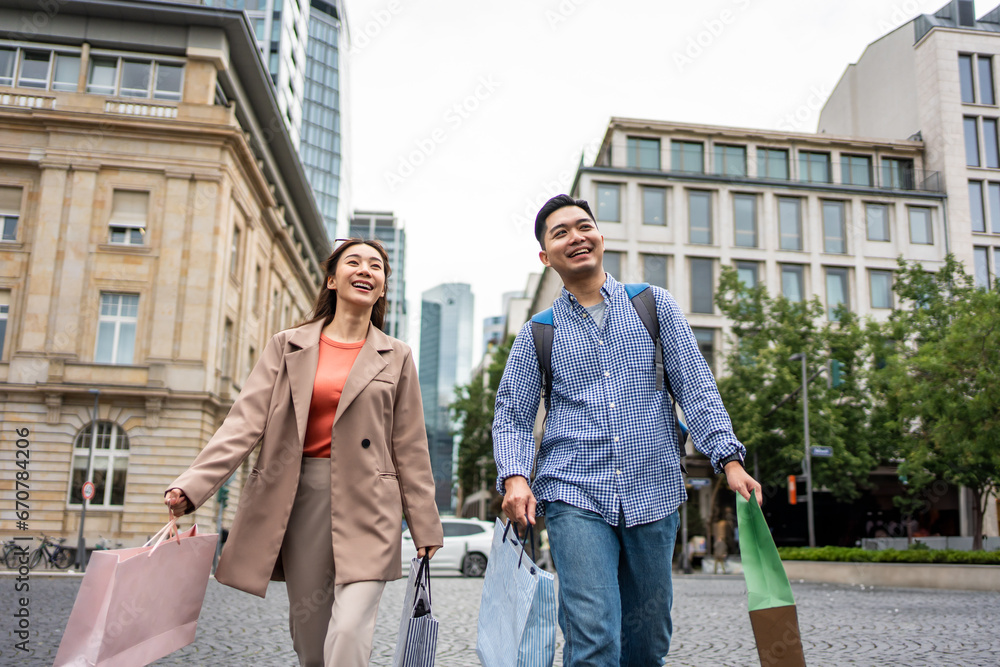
[877,256,1000,550]
[451,335,514,512]
[714,266,885,505]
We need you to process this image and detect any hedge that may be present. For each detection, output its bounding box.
[776,546,1000,565]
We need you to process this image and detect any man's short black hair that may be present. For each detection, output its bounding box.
[534,195,596,248]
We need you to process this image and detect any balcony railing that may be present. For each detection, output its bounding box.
[0,92,56,109]
[104,100,178,119]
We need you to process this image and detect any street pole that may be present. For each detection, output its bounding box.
[76,389,99,571]
[791,353,816,548]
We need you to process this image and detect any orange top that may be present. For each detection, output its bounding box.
[303,335,366,458]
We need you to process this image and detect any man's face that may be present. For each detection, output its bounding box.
[538,206,604,280]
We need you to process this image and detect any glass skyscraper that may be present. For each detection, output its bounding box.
[350,211,407,340]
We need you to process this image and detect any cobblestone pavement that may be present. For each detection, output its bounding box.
[3,570,999,666]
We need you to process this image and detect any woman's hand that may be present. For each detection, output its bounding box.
[164,488,190,517]
[417,546,440,560]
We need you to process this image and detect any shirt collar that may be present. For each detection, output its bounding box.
[559,273,619,309]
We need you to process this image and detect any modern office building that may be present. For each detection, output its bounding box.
[819,0,1000,291]
[418,283,474,511]
[202,0,348,241]
[349,210,407,340]
[0,0,327,544]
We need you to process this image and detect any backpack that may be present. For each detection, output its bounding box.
[529,283,689,467]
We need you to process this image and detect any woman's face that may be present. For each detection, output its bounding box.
[326,243,386,312]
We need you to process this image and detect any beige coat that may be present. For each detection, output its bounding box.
[168,319,443,598]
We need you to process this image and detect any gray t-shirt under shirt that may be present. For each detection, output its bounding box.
[585,301,606,328]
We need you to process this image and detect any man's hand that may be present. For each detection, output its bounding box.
[502,476,536,527]
[417,546,440,560]
[725,462,762,505]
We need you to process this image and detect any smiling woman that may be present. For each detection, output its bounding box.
[164,237,443,667]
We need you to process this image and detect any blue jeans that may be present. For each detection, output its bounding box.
[544,501,678,667]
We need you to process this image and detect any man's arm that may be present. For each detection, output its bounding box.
[493,324,544,526]
[653,288,762,503]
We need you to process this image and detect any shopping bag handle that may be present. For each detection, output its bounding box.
[503,518,538,574]
[145,517,180,556]
[412,554,432,615]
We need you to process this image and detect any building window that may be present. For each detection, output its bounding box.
[253,265,262,313]
[0,290,8,359]
[985,119,1000,169]
[87,56,183,101]
[690,258,714,313]
[642,253,667,289]
[960,54,996,105]
[627,137,660,170]
[841,155,872,186]
[69,422,129,507]
[822,201,847,254]
[603,250,623,281]
[714,144,747,177]
[688,190,712,244]
[988,182,1000,234]
[230,226,242,276]
[108,190,148,245]
[870,270,893,309]
[825,267,849,321]
[692,328,715,373]
[965,117,981,167]
[0,186,22,242]
[642,186,666,226]
[778,197,803,251]
[758,148,789,180]
[735,261,759,288]
[95,293,138,365]
[671,140,704,173]
[221,318,233,377]
[18,50,51,89]
[971,181,987,233]
[865,203,890,241]
[974,247,991,288]
[595,183,621,222]
[781,264,804,302]
[960,54,976,104]
[800,151,831,183]
[0,48,13,86]
[247,346,256,382]
[908,207,933,244]
[733,194,757,247]
[0,47,79,92]
[881,158,914,189]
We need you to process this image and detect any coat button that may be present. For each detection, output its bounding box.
[361,439,371,448]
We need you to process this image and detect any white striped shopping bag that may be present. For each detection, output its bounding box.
[393,556,438,667]
[476,519,556,667]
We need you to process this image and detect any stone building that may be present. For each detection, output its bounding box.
[0,0,328,545]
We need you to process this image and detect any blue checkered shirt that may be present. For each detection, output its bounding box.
[493,275,745,527]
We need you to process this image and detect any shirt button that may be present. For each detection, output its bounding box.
[609,402,616,409]
[614,436,620,443]
[604,371,610,378]
[615,469,622,476]
[598,340,604,345]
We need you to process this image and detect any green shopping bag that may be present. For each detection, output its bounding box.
[737,490,806,666]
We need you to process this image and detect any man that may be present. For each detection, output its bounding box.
[493,194,761,666]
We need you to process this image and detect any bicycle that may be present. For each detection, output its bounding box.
[28,535,73,570]
[2,537,30,569]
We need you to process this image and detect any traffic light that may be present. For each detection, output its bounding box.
[828,359,844,388]
[217,485,229,509]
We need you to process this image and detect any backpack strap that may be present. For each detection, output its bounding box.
[529,308,555,413]
[625,284,665,393]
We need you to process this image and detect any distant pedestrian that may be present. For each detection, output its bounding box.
[164,239,442,667]
[493,195,762,666]
[713,537,729,574]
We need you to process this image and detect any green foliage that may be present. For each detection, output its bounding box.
[451,335,514,503]
[714,266,883,501]
[777,546,1000,565]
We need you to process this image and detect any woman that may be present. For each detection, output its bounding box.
[164,239,443,666]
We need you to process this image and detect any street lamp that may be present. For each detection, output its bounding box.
[789,353,816,548]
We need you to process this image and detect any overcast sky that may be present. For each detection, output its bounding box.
[343,0,951,364]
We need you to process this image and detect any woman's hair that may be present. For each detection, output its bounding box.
[301,238,391,331]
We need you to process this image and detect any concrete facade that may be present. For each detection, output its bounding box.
[0,0,326,545]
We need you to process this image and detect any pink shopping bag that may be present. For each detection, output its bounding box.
[54,519,218,667]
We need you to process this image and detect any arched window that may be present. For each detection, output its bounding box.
[69,421,130,506]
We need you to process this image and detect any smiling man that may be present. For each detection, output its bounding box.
[493,194,761,666]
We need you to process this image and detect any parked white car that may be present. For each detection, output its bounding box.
[401,517,494,577]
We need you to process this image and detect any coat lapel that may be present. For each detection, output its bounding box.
[285,320,324,447]
[333,324,393,427]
